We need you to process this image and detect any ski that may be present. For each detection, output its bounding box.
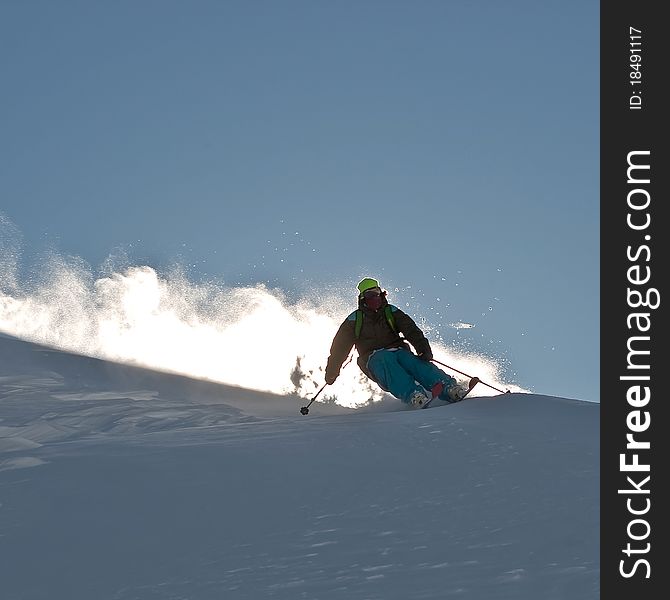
[421,376,480,409]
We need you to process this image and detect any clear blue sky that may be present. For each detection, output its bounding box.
[0,1,599,402]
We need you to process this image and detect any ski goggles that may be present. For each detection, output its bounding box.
[362,288,382,299]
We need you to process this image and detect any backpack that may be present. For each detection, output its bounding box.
[354,305,397,339]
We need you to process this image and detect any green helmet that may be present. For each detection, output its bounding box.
[357,277,380,295]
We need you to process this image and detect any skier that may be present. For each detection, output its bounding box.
[324,277,470,407]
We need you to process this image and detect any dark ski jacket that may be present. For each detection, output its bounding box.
[325,295,432,383]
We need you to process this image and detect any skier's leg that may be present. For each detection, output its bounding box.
[395,349,462,399]
[367,349,425,404]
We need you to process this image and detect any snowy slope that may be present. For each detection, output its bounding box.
[0,334,599,600]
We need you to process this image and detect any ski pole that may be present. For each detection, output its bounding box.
[300,383,327,415]
[299,352,355,415]
[430,358,510,394]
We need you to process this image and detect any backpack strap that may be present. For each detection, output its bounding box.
[385,305,398,334]
[354,305,397,339]
[354,309,363,339]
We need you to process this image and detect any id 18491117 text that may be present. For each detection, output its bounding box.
[629,27,642,110]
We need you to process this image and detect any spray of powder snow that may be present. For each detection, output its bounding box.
[0,246,523,408]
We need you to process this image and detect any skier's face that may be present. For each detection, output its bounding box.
[363,288,383,311]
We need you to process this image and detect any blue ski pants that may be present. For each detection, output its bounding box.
[366,348,457,404]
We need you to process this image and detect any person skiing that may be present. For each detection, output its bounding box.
[324,277,471,407]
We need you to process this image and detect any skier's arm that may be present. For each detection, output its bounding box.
[325,320,355,384]
[393,309,432,359]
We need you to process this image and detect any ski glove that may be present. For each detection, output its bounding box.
[419,350,433,362]
[325,373,338,385]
